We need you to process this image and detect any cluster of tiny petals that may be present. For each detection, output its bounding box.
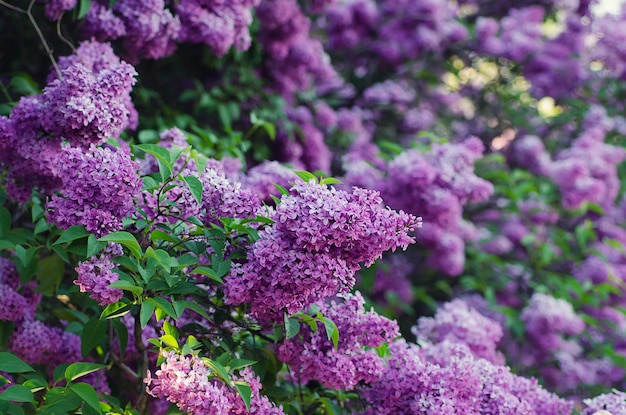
[46,145,141,236]
[145,351,285,415]
[520,293,585,352]
[242,161,299,203]
[256,0,337,98]
[277,292,398,390]
[44,40,138,146]
[0,258,40,322]
[413,299,505,364]
[75,252,123,305]
[174,0,260,57]
[199,168,262,226]
[582,389,626,415]
[82,0,180,62]
[43,0,78,20]
[357,137,493,276]
[225,180,418,322]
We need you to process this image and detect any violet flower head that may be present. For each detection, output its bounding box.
[46,145,141,236]
[413,299,505,364]
[277,292,399,390]
[44,40,138,146]
[520,293,585,352]
[175,0,260,57]
[44,0,78,20]
[582,390,626,415]
[75,251,123,306]
[224,180,418,322]
[146,351,285,415]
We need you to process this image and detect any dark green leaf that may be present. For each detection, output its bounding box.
[77,0,91,19]
[53,226,89,245]
[99,231,142,260]
[234,381,252,412]
[70,383,102,414]
[0,385,34,403]
[64,362,106,383]
[0,353,34,373]
[100,302,132,319]
[182,175,203,205]
[81,319,107,356]
[140,301,155,328]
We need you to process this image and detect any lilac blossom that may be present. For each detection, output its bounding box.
[225,180,418,322]
[174,0,260,57]
[256,0,337,99]
[521,293,585,352]
[145,352,285,414]
[46,145,141,236]
[44,0,78,20]
[45,40,138,146]
[277,292,398,390]
[413,299,505,364]
[75,250,124,306]
[582,390,626,415]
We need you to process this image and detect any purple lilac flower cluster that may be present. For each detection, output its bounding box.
[412,299,505,364]
[45,40,138,145]
[277,292,398,390]
[198,167,261,226]
[82,0,180,61]
[359,336,571,415]
[256,0,337,99]
[74,243,124,306]
[0,258,40,322]
[225,180,418,322]
[323,0,467,67]
[0,41,137,202]
[46,145,141,236]
[174,0,260,57]
[342,137,493,276]
[146,351,285,414]
[43,0,78,20]
[582,390,626,415]
[272,106,333,173]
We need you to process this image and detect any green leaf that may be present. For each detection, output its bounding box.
[0,353,34,373]
[285,316,300,339]
[0,385,34,403]
[192,266,224,284]
[320,177,342,186]
[0,207,10,236]
[145,247,171,273]
[294,171,317,183]
[108,280,143,296]
[64,363,106,383]
[133,144,173,180]
[69,383,102,414]
[149,230,180,244]
[147,297,177,319]
[35,254,65,296]
[182,175,203,205]
[87,234,107,257]
[81,319,107,356]
[159,334,179,349]
[234,381,252,412]
[321,316,339,349]
[77,0,91,19]
[100,302,132,319]
[53,226,89,245]
[140,300,155,328]
[203,359,231,385]
[99,231,142,260]
[227,359,257,371]
[112,319,128,360]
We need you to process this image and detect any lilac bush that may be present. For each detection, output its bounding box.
[2,0,626,413]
